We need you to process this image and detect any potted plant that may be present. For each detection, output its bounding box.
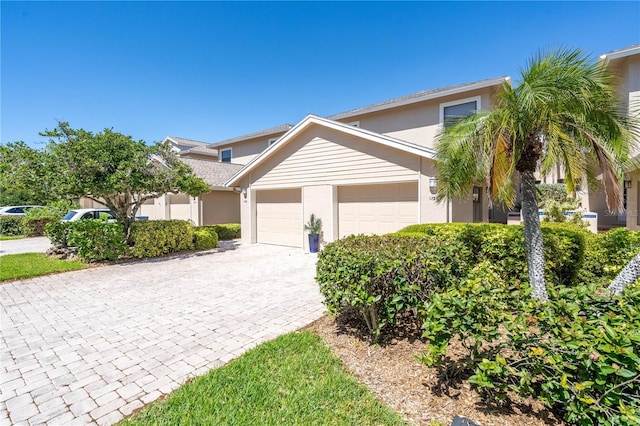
[303,214,322,253]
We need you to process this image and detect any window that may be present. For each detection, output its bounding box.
[346,121,360,128]
[220,148,232,163]
[268,138,278,147]
[440,96,480,128]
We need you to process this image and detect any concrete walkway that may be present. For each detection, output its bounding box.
[0,237,51,256]
[0,242,324,425]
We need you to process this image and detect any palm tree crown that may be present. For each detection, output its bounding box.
[435,48,638,300]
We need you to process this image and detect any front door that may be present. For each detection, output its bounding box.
[473,186,483,222]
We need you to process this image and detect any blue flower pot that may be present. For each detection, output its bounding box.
[308,234,319,253]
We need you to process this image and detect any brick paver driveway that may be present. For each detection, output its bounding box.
[0,242,324,425]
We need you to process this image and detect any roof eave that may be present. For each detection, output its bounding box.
[328,76,509,121]
[225,115,435,187]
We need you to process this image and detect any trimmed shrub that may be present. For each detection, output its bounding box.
[316,234,471,340]
[66,221,126,262]
[578,227,640,285]
[398,223,587,287]
[206,223,240,240]
[45,221,70,246]
[22,215,58,237]
[194,227,219,250]
[0,216,23,236]
[128,220,194,258]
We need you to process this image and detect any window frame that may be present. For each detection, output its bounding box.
[219,148,232,163]
[439,96,481,127]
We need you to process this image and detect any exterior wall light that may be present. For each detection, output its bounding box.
[624,180,632,189]
[429,178,438,195]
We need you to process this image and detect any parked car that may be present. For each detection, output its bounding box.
[62,208,117,222]
[0,205,45,216]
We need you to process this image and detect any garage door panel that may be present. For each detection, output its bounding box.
[256,189,302,247]
[338,183,418,238]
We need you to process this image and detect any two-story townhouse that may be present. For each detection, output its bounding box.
[223,77,508,249]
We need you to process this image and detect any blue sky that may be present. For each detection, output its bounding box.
[2,1,639,148]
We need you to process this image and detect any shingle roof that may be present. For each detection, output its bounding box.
[328,76,509,121]
[210,124,293,146]
[179,158,244,188]
[166,136,211,147]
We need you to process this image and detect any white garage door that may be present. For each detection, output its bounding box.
[338,182,418,238]
[256,189,303,247]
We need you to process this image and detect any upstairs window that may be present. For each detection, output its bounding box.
[220,148,232,163]
[440,97,480,128]
[268,138,278,147]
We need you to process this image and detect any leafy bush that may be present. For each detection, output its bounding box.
[22,200,81,237]
[66,221,126,262]
[398,223,587,287]
[45,221,70,246]
[420,274,640,425]
[129,220,195,258]
[316,234,471,340]
[420,261,518,371]
[207,223,240,240]
[194,227,219,250]
[537,183,572,207]
[579,228,640,285]
[0,216,23,236]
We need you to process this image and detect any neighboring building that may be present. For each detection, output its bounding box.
[585,45,640,230]
[137,157,243,225]
[224,77,508,249]
[164,136,219,160]
[82,136,243,225]
[211,124,293,165]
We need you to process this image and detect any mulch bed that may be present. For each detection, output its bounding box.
[306,312,565,426]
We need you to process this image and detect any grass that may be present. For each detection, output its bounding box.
[0,253,85,281]
[0,235,24,240]
[120,331,406,426]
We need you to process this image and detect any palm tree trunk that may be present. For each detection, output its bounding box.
[520,170,549,301]
[608,251,640,296]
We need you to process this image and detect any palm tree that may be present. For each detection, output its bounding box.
[435,48,637,301]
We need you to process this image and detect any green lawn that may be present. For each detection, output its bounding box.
[0,253,85,281]
[120,331,406,426]
[0,235,24,241]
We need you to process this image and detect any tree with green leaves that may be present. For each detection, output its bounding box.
[42,122,209,238]
[435,48,638,301]
[0,141,55,205]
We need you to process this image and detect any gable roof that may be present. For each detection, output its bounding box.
[600,44,640,61]
[225,114,436,187]
[327,76,509,121]
[164,136,218,157]
[180,158,244,188]
[210,124,293,147]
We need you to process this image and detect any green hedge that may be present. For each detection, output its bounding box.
[128,220,195,258]
[22,215,58,237]
[67,221,126,262]
[194,227,219,250]
[316,234,471,340]
[45,220,125,262]
[398,223,587,287]
[0,216,23,236]
[578,228,640,285]
[206,223,240,240]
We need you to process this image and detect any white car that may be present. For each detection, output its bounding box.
[62,208,117,222]
[0,205,45,216]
